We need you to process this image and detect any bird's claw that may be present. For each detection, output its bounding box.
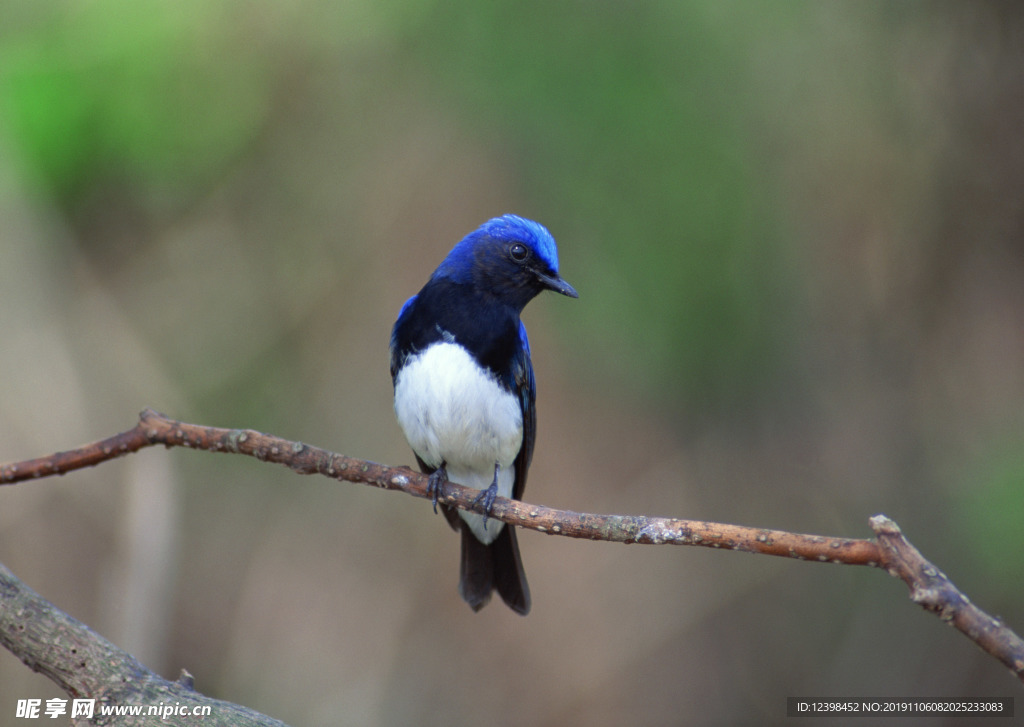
[471,463,501,530]
[426,464,448,514]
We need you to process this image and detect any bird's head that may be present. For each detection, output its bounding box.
[433,214,578,311]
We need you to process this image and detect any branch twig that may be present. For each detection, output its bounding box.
[2,408,1022,689]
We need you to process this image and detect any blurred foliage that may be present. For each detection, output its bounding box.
[958,440,1024,583]
[0,0,797,416]
[0,1,276,208]
[407,2,792,414]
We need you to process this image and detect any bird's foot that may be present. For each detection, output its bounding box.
[471,463,501,530]
[426,463,448,514]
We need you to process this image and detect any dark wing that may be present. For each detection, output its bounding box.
[510,320,537,501]
[389,294,418,384]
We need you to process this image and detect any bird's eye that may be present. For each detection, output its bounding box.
[509,243,529,262]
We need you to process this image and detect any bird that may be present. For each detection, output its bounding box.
[389,214,577,615]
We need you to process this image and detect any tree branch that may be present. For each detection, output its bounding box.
[0,409,882,560]
[0,560,288,726]
[2,408,1022,697]
[871,515,1024,680]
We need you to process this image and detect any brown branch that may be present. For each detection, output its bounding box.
[2,408,1023,689]
[871,515,1024,679]
[0,409,882,561]
[0,560,289,726]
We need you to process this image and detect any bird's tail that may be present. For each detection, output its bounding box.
[458,523,531,615]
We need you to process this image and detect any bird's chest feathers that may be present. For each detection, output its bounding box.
[394,342,523,472]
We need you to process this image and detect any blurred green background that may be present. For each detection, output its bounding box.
[1,1,1022,724]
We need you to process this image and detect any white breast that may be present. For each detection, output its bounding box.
[394,342,522,544]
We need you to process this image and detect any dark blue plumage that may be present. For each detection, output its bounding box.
[390,214,577,614]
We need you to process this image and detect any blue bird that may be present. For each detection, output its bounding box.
[390,214,577,614]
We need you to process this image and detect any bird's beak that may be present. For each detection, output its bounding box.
[535,270,579,298]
